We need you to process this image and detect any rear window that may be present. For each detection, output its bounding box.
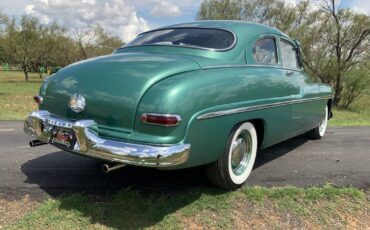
[124,28,236,51]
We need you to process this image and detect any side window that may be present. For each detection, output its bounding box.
[280,40,299,69]
[252,38,277,65]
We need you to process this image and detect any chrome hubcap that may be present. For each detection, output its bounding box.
[231,131,252,175]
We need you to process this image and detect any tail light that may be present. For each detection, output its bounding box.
[141,113,181,126]
[33,95,43,104]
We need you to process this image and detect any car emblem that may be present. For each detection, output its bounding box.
[69,94,86,113]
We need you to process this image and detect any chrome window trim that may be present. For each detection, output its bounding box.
[120,27,238,52]
[197,96,333,120]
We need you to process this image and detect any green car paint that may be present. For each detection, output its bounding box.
[38,21,333,169]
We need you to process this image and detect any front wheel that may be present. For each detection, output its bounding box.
[306,105,328,139]
[206,122,258,190]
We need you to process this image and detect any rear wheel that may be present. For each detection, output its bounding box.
[306,105,328,139]
[206,122,257,189]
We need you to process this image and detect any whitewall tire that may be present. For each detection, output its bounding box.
[307,105,329,139]
[206,122,258,189]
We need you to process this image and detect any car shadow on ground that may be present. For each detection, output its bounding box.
[21,135,309,197]
[254,135,308,169]
[19,135,308,228]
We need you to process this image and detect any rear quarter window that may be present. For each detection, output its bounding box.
[252,38,278,65]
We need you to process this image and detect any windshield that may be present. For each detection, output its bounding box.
[123,28,236,51]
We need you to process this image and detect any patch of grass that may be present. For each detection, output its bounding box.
[178,188,239,228]
[6,185,369,229]
[242,185,366,223]
[330,94,370,126]
[243,184,365,202]
[0,71,43,120]
[330,108,370,126]
[0,195,38,228]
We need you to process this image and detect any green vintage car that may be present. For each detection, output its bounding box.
[24,21,333,189]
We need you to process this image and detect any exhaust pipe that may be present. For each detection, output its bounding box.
[102,163,126,173]
[29,139,47,147]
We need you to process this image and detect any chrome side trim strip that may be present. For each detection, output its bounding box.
[201,64,302,72]
[197,96,333,120]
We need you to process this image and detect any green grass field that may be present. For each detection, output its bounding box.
[1,70,369,125]
[5,185,369,229]
[0,71,42,120]
[330,109,370,126]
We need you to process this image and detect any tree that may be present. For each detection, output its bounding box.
[303,0,370,106]
[73,24,123,60]
[1,16,38,81]
[198,0,242,20]
[74,24,98,60]
[94,26,124,55]
[198,0,306,32]
[29,22,66,78]
[0,15,72,80]
[197,0,370,106]
[0,11,8,63]
[341,64,370,109]
[0,10,7,27]
[50,35,80,67]
[1,16,49,81]
[0,14,123,80]
[0,10,9,26]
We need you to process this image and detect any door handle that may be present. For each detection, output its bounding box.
[286,71,294,77]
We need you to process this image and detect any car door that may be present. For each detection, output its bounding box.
[249,36,293,144]
[279,38,320,134]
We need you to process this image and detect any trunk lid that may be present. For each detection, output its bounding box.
[40,52,200,132]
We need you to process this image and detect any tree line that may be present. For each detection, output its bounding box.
[0,11,123,81]
[198,0,370,107]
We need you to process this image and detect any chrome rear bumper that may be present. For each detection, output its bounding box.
[24,110,190,167]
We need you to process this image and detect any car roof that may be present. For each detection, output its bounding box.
[146,20,289,38]
[123,21,292,63]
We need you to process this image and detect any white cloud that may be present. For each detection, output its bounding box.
[351,0,370,15]
[150,1,181,17]
[131,0,200,17]
[132,0,198,9]
[24,0,150,42]
[22,0,203,41]
[22,0,204,41]
[281,0,369,15]
[24,4,34,14]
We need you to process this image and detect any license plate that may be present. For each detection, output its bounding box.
[49,127,76,150]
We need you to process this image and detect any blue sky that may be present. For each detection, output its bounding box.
[0,0,368,42]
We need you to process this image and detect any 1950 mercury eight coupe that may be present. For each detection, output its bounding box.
[24,21,333,189]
